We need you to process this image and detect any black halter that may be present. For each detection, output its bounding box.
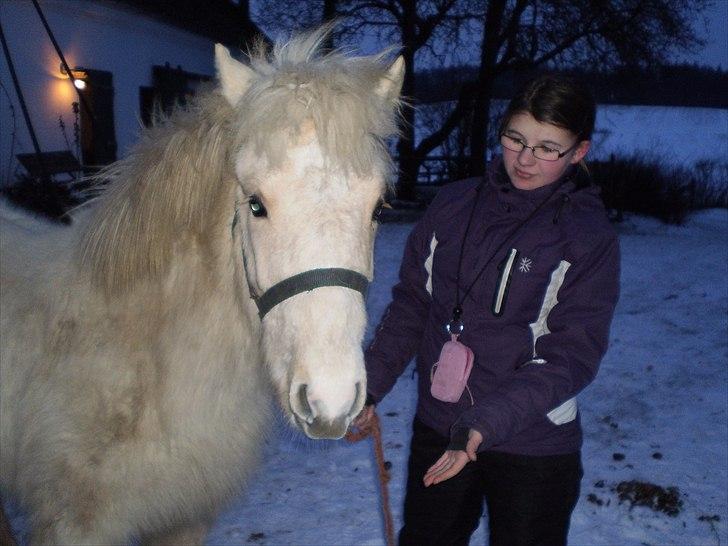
[252,267,369,320]
[233,207,369,320]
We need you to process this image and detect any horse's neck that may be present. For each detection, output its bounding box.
[107,234,263,387]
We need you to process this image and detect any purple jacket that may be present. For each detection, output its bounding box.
[365,162,620,456]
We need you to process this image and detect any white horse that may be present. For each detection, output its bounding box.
[0,27,403,545]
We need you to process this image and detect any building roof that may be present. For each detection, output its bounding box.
[114,0,268,48]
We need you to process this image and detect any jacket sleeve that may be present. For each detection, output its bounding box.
[364,209,436,404]
[452,229,620,449]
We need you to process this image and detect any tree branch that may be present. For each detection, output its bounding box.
[415,81,475,158]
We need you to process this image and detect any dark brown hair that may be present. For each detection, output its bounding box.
[498,74,596,141]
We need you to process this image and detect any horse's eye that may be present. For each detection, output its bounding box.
[372,200,389,222]
[249,196,267,218]
[372,205,382,222]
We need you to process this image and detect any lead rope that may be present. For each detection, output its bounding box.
[345,411,395,546]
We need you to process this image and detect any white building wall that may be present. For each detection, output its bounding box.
[0,0,220,184]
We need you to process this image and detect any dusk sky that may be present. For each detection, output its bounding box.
[252,1,728,70]
[676,0,728,68]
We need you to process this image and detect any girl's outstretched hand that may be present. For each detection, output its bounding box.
[423,429,483,487]
[352,404,376,432]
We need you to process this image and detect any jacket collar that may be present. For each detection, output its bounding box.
[486,157,586,212]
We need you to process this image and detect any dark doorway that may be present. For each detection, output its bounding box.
[139,64,211,126]
[78,68,117,167]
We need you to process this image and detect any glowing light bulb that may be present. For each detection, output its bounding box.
[73,79,86,90]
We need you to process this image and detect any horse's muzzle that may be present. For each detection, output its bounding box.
[291,382,364,439]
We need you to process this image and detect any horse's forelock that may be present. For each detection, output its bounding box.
[238,30,401,179]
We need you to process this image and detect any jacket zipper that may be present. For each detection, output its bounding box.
[492,248,518,316]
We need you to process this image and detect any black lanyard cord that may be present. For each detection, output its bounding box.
[453,181,485,322]
[448,180,565,334]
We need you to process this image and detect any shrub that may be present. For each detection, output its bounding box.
[1,174,79,224]
[590,156,727,225]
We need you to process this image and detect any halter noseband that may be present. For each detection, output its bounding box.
[252,267,369,320]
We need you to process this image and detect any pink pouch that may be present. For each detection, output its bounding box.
[430,335,474,404]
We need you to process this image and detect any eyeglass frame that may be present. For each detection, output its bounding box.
[499,132,580,162]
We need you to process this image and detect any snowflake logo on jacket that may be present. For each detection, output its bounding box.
[519,257,532,273]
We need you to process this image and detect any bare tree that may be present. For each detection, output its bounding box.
[252,0,708,197]
[251,0,340,39]
[461,0,710,176]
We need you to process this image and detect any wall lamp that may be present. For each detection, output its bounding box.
[60,63,88,90]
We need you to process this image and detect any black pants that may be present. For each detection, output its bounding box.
[399,419,583,546]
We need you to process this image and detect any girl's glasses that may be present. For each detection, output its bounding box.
[500,133,578,161]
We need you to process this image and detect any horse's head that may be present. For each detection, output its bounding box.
[216,31,404,439]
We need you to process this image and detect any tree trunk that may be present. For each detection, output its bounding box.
[468,0,506,176]
[322,0,338,51]
[395,0,419,201]
[396,102,419,202]
[469,76,494,177]
[237,0,250,20]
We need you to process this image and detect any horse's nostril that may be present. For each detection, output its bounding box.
[296,383,314,424]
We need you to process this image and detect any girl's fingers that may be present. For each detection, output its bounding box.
[428,457,467,486]
[423,451,469,486]
[425,452,452,475]
[423,454,453,485]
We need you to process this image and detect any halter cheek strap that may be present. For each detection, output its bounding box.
[253,267,369,320]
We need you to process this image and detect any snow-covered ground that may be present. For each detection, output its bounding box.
[206,209,727,546]
[4,209,727,545]
[590,104,728,166]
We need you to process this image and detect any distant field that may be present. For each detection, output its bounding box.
[416,100,728,188]
[416,102,728,170]
[591,104,728,166]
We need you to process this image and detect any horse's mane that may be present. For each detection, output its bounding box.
[79,92,235,295]
[80,26,401,295]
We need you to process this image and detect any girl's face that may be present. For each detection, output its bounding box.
[501,112,590,191]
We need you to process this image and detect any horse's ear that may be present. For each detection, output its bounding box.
[375,56,405,103]
[215,44,255,106]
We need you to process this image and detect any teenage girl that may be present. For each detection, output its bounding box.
[356,75,620,546]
